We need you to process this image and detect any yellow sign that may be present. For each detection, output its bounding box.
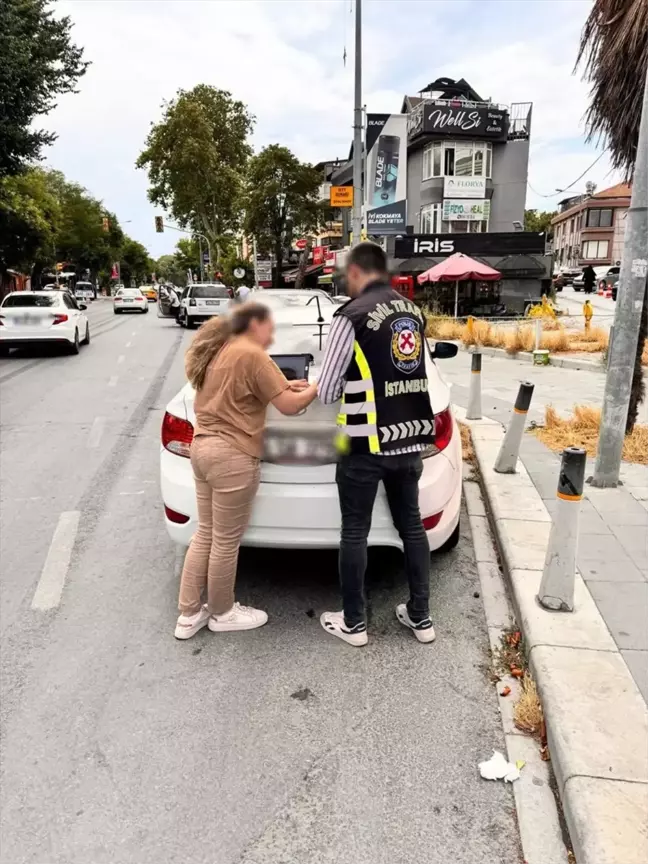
[330,186,353,207]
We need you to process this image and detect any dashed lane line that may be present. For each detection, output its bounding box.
[31,511,81,611]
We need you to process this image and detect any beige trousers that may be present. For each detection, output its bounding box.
[177,436,260,616]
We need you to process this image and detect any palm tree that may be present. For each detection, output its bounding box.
[576,0,648,432]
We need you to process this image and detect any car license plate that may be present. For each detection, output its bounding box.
[17,315,38,325]
[123,299,133,303]
[204,300,220,306]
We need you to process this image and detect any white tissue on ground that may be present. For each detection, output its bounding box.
[478,750,521,783]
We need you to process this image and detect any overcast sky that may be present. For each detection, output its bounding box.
[45,0,619,258]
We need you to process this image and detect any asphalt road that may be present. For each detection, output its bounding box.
[0,300,520,864]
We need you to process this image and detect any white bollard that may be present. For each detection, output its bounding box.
[537,447,587,612]
[493,381,535,474]
[534,318,542,352]
[466,351,482,420]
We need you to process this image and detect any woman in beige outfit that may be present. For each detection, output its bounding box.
[175,302,317,639]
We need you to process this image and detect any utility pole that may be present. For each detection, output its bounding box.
[253,237,259,289]
[198,237,205,282]
[592,62,648,487]
[351,0,363,247]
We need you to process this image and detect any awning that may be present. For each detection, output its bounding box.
[283,264,324,283]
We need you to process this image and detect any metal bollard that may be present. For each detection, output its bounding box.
[466,351,482,420]
[537,447,587,612]
[493,381,535,473]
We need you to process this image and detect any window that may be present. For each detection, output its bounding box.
[420,203,442,233]
[586,208,613,228]
[442,218,489,234]
[193,285,229,298]
[582,240,609,259]
[422,141,493,179]
[2,294,58,308]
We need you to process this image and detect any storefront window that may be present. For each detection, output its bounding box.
[441,219,489,234]
[420,203,442,233]
[473,146,484,176]
[454,143,473,176]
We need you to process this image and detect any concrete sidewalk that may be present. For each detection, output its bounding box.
[444,348,648,702]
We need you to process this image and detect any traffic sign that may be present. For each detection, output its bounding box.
[233,267,246,279]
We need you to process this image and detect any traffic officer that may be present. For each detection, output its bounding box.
[317,242,436,647]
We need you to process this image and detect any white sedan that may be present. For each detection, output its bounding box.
[114,288,148,314]
[160,293,462,554]
[0,291,90,354]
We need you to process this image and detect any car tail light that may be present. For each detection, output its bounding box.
[164,505,190,524]
[422,407,453,458]
[52,314,69,325]
[422,511,443,531]
[162,411,194,457]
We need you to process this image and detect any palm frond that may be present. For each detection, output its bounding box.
[576,0,648,177]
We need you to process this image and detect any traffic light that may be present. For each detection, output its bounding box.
[155,216,164,233]
[102,217,110,232]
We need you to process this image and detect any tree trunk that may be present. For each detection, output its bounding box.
[626,281,648,433]
[295,239,311,291]
[274,237,283,289]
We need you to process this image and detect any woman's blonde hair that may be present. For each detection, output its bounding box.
[185,301,271,390]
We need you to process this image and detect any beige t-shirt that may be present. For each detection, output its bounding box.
[193,336,290,458]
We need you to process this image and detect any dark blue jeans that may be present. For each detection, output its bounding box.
[336,452,431,627]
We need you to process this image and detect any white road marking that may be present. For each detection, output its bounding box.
[131,330,138,337]
[125,341,132,348]
[31,511,81,611]
[87,416,106,449]
[118,490,145,496]
[108,375,118,387]
[117,355,125,364]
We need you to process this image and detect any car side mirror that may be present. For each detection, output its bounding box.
[78,303,88,310]
[431,341,458,359]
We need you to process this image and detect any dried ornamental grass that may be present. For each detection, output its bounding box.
[514,674,543,736]
[534,405,648,465]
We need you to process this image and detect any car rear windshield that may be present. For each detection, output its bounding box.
[76,283,92,289]
[119,289,142,297]
[2,294,58,308]
[193,285,229,298]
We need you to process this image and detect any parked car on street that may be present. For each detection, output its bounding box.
[0,291,90,354]
[573,265,619,291]
[113,287,148,314]
[160,291,462,554]
[556,267,582,286]
[177,282,232,328]
[599,273,621,300]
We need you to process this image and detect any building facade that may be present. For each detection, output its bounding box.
[551,182,631,269]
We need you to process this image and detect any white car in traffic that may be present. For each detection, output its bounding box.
[178,283,233,328]
[0,291,90,354]
[74,281,95,302]
[160,291,462,553]
[113,287,148,314]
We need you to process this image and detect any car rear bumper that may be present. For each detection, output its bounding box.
[0,330,74,345]
[160,417,462,551]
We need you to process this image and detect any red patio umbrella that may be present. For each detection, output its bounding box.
[417,252,501,317]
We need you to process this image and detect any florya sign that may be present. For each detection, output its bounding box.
[394,232,546,259]
[408,102,509,141]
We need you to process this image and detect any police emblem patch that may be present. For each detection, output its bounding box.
[391,317,422,374]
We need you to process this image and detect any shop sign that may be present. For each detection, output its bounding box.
[256,259,272,282]
[312,246,324,266]
[442,199,491,221]
[443,177,486,198]
[408,102,509,141]
[394,232,546,259]
[330,186,353,207]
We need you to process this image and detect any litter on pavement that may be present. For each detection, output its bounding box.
[478,750,524,783]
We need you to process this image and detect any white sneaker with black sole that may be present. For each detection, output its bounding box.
[174,604,210,640]
[395,604,436,643]
[320,611,368,647]
[208,602,268,632]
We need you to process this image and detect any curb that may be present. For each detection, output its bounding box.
[457,407,648,864]
[463,461,568,864]
[455,341,606,372]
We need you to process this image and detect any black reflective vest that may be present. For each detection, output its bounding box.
[334,281,435,454]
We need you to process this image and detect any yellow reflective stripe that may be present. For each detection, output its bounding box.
[353,341,372,380]
[337,411,347,427]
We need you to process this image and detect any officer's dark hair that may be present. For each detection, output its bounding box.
[347,242,388,276]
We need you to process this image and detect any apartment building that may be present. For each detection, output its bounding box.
[552,182,631,268]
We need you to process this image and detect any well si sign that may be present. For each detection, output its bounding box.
[330,186,353,207]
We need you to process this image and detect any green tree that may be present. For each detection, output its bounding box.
[155,254,186,286]
[243,145,322,288]
[577,0,648,432]
[120,238,153,287]
[524,209,557,235]
[0,0,88,177]
[136,85,254,259]
[0,168,61,280]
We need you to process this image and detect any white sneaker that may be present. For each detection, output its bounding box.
[174,604,210,640]
[396,604,436,643]
[208,602,268,632]
[320,611,368,647]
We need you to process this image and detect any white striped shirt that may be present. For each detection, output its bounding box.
[317,315,425,456]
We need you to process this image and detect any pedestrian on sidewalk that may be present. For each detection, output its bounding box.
[174,302,318,640]
[318,242,436,647]
[582,264,596,294]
